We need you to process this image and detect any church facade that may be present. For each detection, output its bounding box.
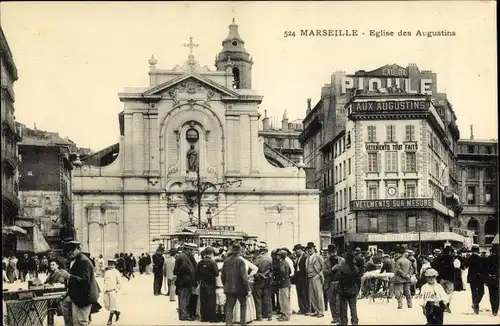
[72,20,319,257]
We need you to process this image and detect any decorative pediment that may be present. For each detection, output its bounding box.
[143,74,239,99]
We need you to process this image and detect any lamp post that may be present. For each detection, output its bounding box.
[417,218,423,254]
[183,167,242,229]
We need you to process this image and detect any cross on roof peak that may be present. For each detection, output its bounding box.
[184,36,199,56]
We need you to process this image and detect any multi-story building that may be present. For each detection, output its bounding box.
[332,88,463,253]
[259,109,303,167]
[457,133,498,248]
[17,124,80,249]
[1,26,24,255]
[300,63,466,249]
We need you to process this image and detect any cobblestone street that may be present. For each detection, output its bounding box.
[43,272,498,325]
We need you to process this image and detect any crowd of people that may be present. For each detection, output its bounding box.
[148,241,499,326]
[2,241,498,326]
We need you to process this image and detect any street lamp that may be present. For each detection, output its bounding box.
[188,209,194,225]
[416,218,423,254]
[206,208,212,228]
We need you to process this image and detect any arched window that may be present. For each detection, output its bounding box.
[467,218,479,244]
[232,67,240,89]
[484,217,498,245]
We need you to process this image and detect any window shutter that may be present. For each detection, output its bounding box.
[385,152,390,171]
[416,151,421,172]
[386,125,391,141]
[377,152,382,173]
[364,152,368,172]
[394,152,399,171]
[401,152,406,172]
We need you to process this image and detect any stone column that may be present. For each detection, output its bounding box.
[240,114,251,175]
[143,114,151,174]
[250,115,260,173]
[226,116,239,173]
[124,114,134,173]
[150,113,159,175]
[132,112,145,174]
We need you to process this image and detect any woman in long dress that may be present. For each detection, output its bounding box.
[233,254,258,324]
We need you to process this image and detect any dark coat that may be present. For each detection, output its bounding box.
[45,269,66,285]
[174,252,196,288]
[253,254,272,283]
[323,255,345,289]
[221,256,249,295]
[466,254,487,284]
[277,259,291,288]
[152,253,165,274]
[293,253,308,280]
[486,253,499,285]
[67,253,99,308]
[431,254,455,282]
[338,263,360,297]
[380,257,395,273]
[394,256,412,284]
[197,257,219,285]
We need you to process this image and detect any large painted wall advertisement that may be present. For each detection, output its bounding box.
[339,64,437,96]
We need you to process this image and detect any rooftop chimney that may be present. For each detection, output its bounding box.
[282,109,289,132]
[470,124,474,140]
[262,109,270,131]
[307,98,312,112]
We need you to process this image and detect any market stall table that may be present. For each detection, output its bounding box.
[3,286,66,326]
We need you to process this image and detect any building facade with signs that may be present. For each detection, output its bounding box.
[456,134,498,248]
[259,109,303,168]
[335,88,462,253]
[1,26,25,255]
[300,64,457,248]
[17,124,81,250]
[72,19,319,257]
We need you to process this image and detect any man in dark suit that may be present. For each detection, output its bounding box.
[292,244,309,315]
[253,245,273,321]
[222,244,250,326]
[174,243,197,321]
[466,244,487,314]
[323,244,345,324]
[152,248,165,295]
[486,245,499,316]
[59,241,99,326]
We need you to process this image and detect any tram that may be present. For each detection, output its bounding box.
[152,226,258,250]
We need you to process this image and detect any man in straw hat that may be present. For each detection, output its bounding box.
[59,240,99,326]
[305,242,325,318]
[221,243,250,326]
[174,243,198,321]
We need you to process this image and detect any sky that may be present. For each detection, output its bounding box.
[1,1,497,151]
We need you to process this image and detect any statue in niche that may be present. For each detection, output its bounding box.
[187,145,199,172]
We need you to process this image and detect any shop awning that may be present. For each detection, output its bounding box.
[2,225,27,235]
[16,221,52,254]
[347,232,465,243]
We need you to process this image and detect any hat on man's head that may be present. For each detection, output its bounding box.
[396,246,406,254]
[108,258,117,265]
[204,247,216,255]
[328,244,338,253]
[377,249,384,253]
[382,254,390,258]
[278,250,288,258]
[183,243,198,250]
[293,244,304,251]
[433,248,441,254]
[306,242,316,249]
[321,247,328,252]
[257,241,268,248]
[63,240,81,251]
[471,244,480,252]
[407,250,414,256]
[228,244,241,255]
[354,247,361,254]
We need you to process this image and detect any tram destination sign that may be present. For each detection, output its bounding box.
[351,100,429,113]
[350,198,434,211]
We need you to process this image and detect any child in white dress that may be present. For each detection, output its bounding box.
[420,268,448,325]
[104,259,122,325]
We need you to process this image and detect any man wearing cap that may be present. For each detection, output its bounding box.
[276,250,292,321]
[393,246,413,310]
[323,244,345,324]
[164,248,177,301]
[152,248,165,296]
[292,244,309,315]
[253,245,273,321]
[305,242,325,318]
[174,243,197,321]
[221,243,250,326]
[465,244,487,314]
[60,241,99,326]
[197,247,219,322]
[431,246,455,312]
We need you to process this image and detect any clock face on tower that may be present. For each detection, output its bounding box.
[387,187,397,197]
[231,40,238,47]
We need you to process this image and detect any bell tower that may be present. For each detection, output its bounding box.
[215,18,253,89]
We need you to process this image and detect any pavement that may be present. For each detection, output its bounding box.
[10,272,500,325]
